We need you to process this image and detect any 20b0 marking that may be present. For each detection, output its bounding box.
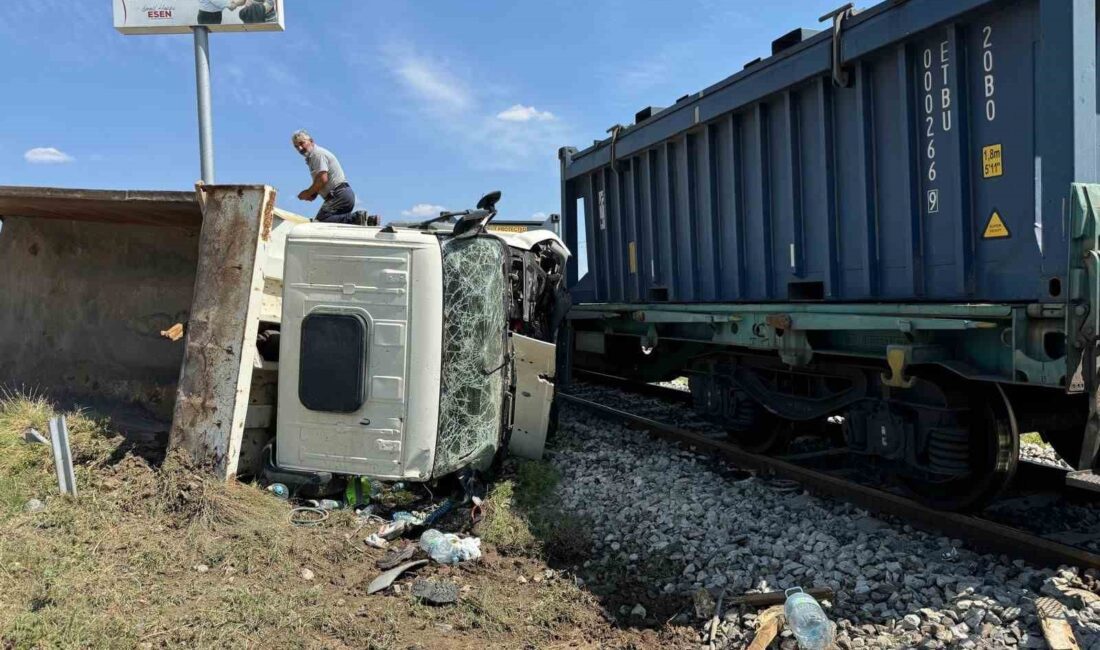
[982,25,996,122]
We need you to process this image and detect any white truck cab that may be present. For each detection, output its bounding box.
[275,217,569,483]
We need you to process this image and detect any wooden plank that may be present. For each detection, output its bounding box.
[747,605,785,650]
[1036,597,1081,650]
[168,184,276,479]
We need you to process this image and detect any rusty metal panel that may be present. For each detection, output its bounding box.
[0,190,202,419]
[0,186,201,228]
[169,185,276,479]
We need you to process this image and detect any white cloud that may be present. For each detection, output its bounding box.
[531,212,548,220]
[24,147,74,164]
[496,104,556,122]
[378,42,570,172]
[387,48,471,112]
[402,203,447,218]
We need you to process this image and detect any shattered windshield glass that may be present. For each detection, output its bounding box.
[434,236,507,475]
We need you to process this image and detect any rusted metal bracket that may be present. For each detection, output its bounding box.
[819,3,857,87]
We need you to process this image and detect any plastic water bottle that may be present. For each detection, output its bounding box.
[784,587,835,650]
[266,483,289,499]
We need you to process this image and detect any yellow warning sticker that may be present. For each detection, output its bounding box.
[486,224,530,233]
[628,241,638,274]
[983,209,1010,239]
[982,144,1003,178]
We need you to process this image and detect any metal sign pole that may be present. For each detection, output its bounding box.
[192,26,214,184]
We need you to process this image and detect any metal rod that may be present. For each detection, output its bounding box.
[48,416,77,496]
[192,26,214,184]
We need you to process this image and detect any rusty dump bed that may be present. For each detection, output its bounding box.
[0,185,295,478]
[0,187,203,415]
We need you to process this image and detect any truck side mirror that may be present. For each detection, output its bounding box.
[476,191,502,212]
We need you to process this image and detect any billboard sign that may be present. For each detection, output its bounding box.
[114,0,285,34]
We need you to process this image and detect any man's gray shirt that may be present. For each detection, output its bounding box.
[304,145,348,199]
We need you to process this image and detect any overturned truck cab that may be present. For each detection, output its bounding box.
[274,212,570,483]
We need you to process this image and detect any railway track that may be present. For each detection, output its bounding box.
[559,377,1100,572]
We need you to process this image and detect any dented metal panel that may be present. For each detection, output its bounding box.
[168,185,276,478]
[507,333,557,460]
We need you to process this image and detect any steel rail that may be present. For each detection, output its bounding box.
[570,369,694,404]
[557,392,1100,571]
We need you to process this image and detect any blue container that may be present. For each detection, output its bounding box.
[560,0,1099,304]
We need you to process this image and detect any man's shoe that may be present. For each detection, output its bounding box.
[351,211,368,226]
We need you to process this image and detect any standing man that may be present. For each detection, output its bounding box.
[292,130,361,224]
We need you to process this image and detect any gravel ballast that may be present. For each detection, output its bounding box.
[547,404,1100,649]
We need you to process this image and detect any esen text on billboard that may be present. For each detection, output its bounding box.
[114,0,285,34]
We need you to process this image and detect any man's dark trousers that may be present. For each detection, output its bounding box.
[315,184,357,224]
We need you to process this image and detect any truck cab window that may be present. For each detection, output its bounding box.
[298,312,368,412]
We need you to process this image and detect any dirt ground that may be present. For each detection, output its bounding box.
[0,393,696,649]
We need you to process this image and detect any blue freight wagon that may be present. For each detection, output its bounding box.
[560,0,1100,509]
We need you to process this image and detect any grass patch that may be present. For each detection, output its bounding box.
[0,390,117,518]
[0,392,638,649]
[480,459,590,563]
[1021,432,1045,446]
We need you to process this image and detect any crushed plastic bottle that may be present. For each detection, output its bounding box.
[783,587,835,650]
[419,529,482,564]
[266,483,289,499]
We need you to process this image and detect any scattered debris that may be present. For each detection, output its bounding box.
[367,559,428,595]
[159,322,185,342]
[392,511,425,526]
[419,529,482,564]
[1038,596,1082,650]
[301,568,315,581]
[783,587,835,650]
[629,603,647,619]
[377,544,417,570]
[411,579,459,606]
[266,483,289,499]
[194,564,209,573]
[746,605,785,650]
[345,476,377,509]
[379,519,411,541]
[363,533,388,549]
[23,498,45,513]
[704,587,726,647]
[422,499,455,528]
[22,428,47,445]
[289,506,329,527]
[942,546,960,561]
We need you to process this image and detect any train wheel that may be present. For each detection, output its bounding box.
[902,384,1019,511]
[731,412,792,454]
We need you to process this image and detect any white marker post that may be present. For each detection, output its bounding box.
[113,1,286,184]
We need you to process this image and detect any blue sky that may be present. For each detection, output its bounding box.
[0,0,842,223]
